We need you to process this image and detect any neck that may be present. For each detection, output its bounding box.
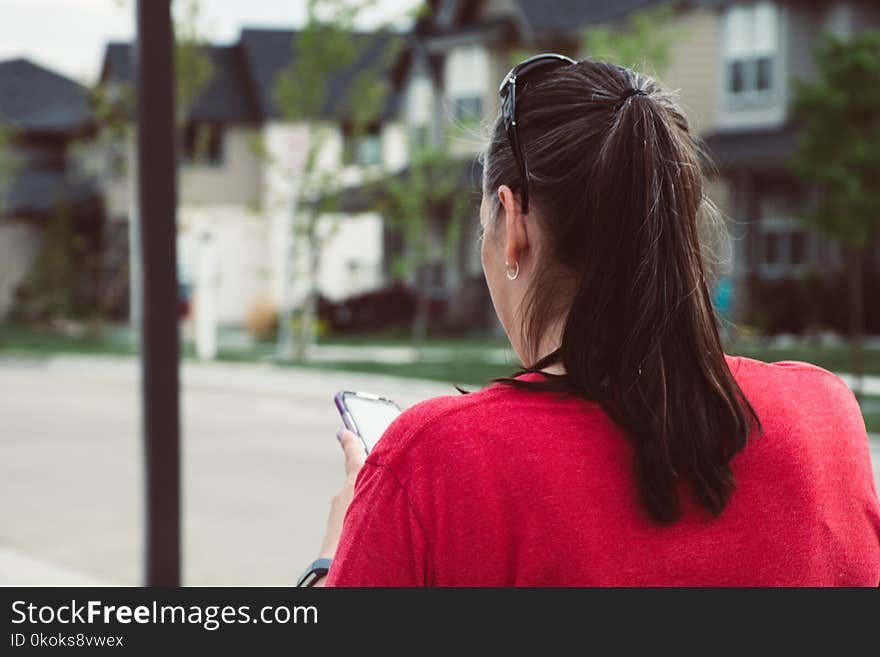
[526,316,566,375]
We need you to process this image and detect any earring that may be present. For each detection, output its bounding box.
[505,261,520,281]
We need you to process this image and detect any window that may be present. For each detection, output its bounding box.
[453,95,483,122]
[444,45,489,123]
[789,232,807,265]
[722,2,778,101]
[756,190,812,278]
[182,122,223,165]
[343,125,382,166]
[758,219,811,277]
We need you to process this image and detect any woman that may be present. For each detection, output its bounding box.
[302,57,880,586]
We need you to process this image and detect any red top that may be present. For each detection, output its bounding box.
[327,356,880,586]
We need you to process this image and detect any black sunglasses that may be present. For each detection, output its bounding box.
[499,53,576,214]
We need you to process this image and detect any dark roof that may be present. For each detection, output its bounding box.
[100,29,404,124]
[514,0,664,32]
[100,43,133,85]
[702,124,799,171]
[420,0,666,36]
[2,162,99,216]
[414,15,516,39]
[101,43,261,123]
[0,58,91,134]
[239,29,404,121]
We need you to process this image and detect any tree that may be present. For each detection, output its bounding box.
[379,139,473,347]
[13,202,86,322]
[792,31,880,397]
[105,0,215,133]
[0,123,19,215]
[174,0,215,128]
[580,3,680,76]
[270,0,397,360]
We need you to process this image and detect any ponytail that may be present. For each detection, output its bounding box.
[485,61,760,524]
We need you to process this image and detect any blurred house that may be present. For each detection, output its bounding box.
[0,58,102,320]
[79,2,880,333]
[384,0,726,332]
[391,0,880,332]
[701,0,880,327]
[99,29,407,326]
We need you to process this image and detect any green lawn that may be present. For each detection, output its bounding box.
[0,323,135,356]
[3,324,879,377]
[317,332,509,350]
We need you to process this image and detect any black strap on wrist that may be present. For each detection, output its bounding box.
[296,558,332,587]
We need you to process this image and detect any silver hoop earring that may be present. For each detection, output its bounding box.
[505,261,519,281]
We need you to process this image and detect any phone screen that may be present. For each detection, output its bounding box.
[340,393,401,452]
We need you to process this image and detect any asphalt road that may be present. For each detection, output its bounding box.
[0,356,452,585]
[1,355,879,586]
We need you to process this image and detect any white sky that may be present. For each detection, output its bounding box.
[0,0,419,85]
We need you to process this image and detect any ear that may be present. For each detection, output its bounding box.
[497,184,530,272]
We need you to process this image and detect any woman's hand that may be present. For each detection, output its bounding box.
[316,428,367,581]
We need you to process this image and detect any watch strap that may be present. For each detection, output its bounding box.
[296,558,332,587]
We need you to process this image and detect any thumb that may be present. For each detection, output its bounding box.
[337,428,367,481]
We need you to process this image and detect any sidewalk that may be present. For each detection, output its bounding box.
[10,352,459,406]
[304,344,514,365]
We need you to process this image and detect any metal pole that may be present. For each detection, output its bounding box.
[136,0,180,586]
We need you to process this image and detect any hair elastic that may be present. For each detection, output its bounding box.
[614,87,647,112]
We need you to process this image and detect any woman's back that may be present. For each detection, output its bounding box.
[327,356,880,586]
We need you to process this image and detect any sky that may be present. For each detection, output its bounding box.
[0,0,419,85]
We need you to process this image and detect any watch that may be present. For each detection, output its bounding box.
[296,558,332,587]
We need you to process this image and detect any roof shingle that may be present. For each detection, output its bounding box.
[101,43,261,123]
[514,0,664,32]
[239,29,403,121]
[0,58,91,134]
[100,29,403,124]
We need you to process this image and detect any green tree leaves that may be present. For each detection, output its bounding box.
[792,31,880,248]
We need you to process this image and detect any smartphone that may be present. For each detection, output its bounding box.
[334,391,402,453]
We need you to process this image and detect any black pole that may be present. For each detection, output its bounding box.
[136,0,180,586]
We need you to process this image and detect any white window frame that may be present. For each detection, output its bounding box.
[343,125,383,167]
[445,45,489,123]
[722,2,780,106]
[757,216,814,279]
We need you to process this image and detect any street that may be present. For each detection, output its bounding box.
[1,355,879,586]
[0,356,451,585]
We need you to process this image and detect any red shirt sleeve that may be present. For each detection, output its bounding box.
[325,461,429,587]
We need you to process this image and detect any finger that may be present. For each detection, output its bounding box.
[337,428,367,476]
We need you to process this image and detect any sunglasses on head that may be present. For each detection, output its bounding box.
[499,53,576,214]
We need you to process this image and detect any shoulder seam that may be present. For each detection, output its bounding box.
[360,460,433,583]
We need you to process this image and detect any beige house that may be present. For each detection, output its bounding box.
[399,0,880,329]
[397,0,729,330]
[99,29,408,326]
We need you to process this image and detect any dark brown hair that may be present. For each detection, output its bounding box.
[482,60,761,524]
